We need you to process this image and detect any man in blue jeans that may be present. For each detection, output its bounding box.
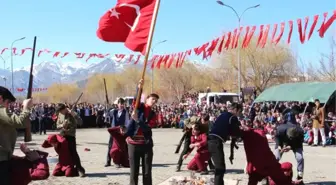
[274,114,305,185]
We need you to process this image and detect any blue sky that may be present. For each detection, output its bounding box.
[0,0,335,69]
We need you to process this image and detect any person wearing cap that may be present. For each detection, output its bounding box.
[0,86,33,185]
[274,117,304,184]
[207,102,242,185]
[56,103,86,177]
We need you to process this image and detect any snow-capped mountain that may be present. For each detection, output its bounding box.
[0,57,140,94]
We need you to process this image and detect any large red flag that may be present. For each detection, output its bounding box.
[97,0,156,55]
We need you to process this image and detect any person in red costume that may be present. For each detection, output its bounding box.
[241,127,302,185]
[108,125,129,168]
[269,162,303,185]
[183,124,210,173]
[10,144,50,185]
[42,134,78,177]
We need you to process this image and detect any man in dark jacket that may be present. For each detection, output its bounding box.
[208,103,242,185]
[274,112,304,184]
[105,98,129,167]
[126,79,159,185]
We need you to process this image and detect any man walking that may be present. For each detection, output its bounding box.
[0,86,33,185]
[56,103,86,177]
[105,98,129,167]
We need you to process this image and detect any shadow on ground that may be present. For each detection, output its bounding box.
[226,169,244,174]
[86,172,130,178]
[152,163,176,167]
[307,181,336,185]
[83,142,108,146]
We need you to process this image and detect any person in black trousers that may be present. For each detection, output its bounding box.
[208,103,242,185]
[56,103,86,177]
[105,98,129,167]
[126,79,159,185]
[175,119,194,171]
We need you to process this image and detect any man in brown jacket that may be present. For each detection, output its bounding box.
[0,86,32,185]
[56,103,86,177]
[312,99,326,146]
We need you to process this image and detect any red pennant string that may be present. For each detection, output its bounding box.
[12,48,17,55]
[243,26,256,48]
[224,32,232,50]
[115,54,125,62]
[74,52,86,58]
[273,22,285,45]
[20,48,32,56]
[287,20,294,44]
[85,53,108,62]
[150,55,159,69]
[206,38,219,58]
[234,27,243,48]
[230,29,238,49]
[297,17,309,44]
[242,27,250,47]
[307,15,319,41]
[37,49,51,57]
[0,48,8,55]
[167,54,176,68]
[155,55,165,69]
[127,54,134,63]
[319,10,336,38]
[161,55,170,68]
[217,34,226,54]
[271,24,278,44]
[179,51,189,67]
[260,24,270,48]
[61,52,69,58]
[175,52,183,68]
[133,55,141,65]
[257,25,265,46]
[53,51,61,58]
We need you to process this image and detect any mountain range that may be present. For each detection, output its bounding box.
[0,57,138,94]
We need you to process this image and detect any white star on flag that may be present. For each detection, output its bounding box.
[109,8,120,19]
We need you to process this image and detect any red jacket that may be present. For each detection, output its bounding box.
[42,134,74,166]
[188,133,208,154]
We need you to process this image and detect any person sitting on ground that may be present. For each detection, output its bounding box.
[10,144,50,185]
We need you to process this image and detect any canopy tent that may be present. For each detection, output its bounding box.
[254,82,336,103]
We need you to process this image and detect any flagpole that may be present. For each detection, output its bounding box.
[134,0,161,110]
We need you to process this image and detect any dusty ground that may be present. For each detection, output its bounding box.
[14,128,336,185]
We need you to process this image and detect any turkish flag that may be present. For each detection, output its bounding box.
[97,0,157,55]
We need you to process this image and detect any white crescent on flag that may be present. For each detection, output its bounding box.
[118,3,141,31]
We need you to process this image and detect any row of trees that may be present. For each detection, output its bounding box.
[32,38,336,103]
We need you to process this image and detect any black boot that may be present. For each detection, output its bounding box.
[296,175,304,185]
[176,165,181,172]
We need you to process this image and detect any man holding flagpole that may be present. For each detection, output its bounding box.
[97,0,161,183]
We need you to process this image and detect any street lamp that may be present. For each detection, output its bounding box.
[216,1,260,101]
[11,37,26,92]
[150,39,167,93]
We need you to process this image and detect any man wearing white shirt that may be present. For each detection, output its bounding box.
[105,98,129,167]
